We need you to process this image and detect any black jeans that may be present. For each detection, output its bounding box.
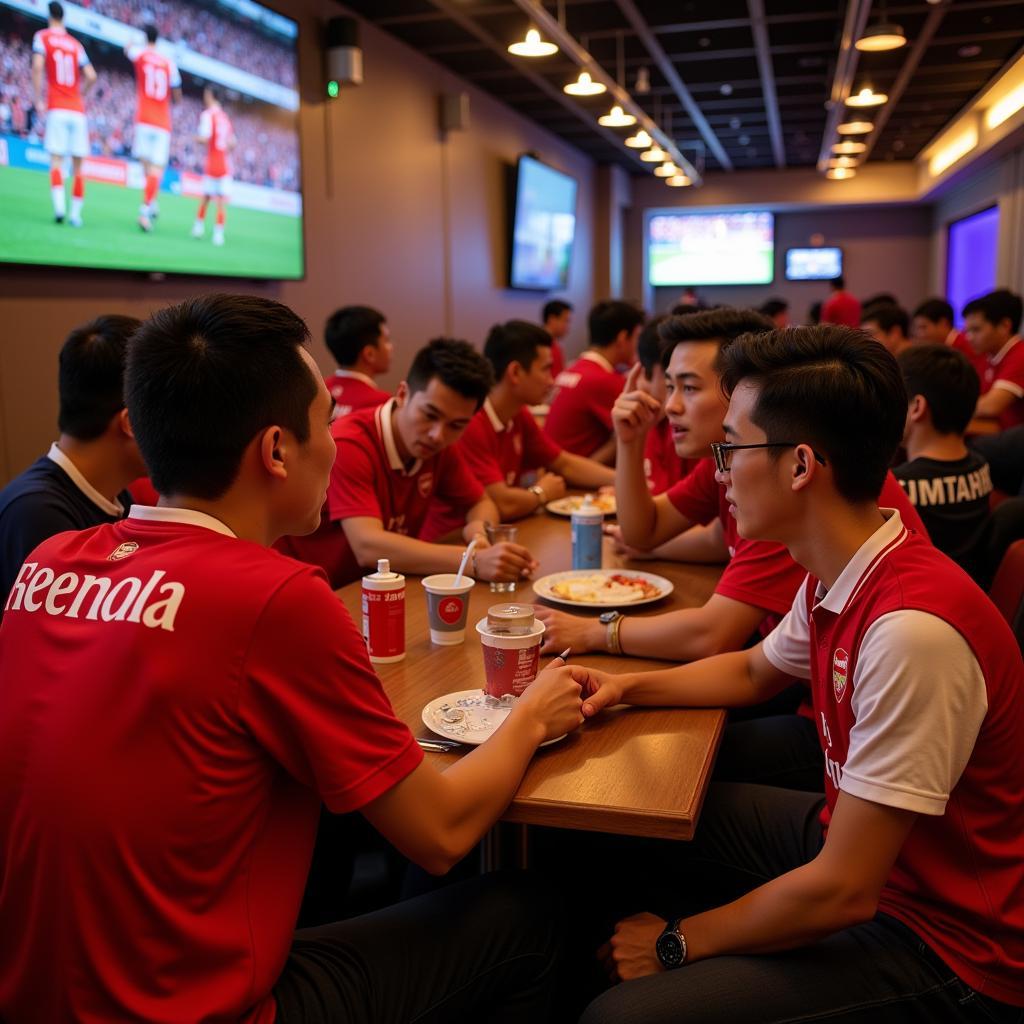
[570,784,1021,1024]
[714,712,823,792]
[274,871,563,1024]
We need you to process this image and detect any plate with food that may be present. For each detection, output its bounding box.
[531,569,673,608]
[422,690,566,747]
[545,493,617,517]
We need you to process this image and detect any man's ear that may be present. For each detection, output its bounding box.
[908,394,927,424]
[259,426,288,481]
[117,407,135,441]
[791,443,820,492]
[394,381,409,407]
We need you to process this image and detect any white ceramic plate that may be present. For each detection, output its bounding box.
[421,689,565,747]
[545,494,617,517]
[531,568,673,609]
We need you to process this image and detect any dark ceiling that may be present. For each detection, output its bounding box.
[341,0,1024,175]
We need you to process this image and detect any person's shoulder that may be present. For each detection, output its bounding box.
[0,457,75,510]
[331,404,378,440]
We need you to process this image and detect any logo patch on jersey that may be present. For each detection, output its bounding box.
[417,472,434,498]
[108,541,139,561]
[832,648,850,703]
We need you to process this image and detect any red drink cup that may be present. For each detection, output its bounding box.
[475,617,546,698]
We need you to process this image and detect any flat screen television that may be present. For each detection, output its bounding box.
[0,0,303,279]
[647,211,774,286]
[785,247,842,281]
[508,154,577,291]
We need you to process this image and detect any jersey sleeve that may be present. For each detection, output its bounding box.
[326,437,384,523]
[239,569,422,813]
[32,31,45,56]
[77,40,89,67]
[520,410,562,471]
[665,458,719,525]
[455,426,504,488]
[167,58,182,88]
[993,349,1024,399]
[126,44,141,63]
[586,373,623,430]
[434,446,485,509]
[197,108,212,140]
[840,610,988,815]
[716,537,808,616]
[761,577,813,679]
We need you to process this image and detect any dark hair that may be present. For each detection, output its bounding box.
[759,298,789,318]
[658,308,774,370]
[898,345,979,436]
[808,301,822,324]
[48,1,63,19]
[830,276,845,290]
[58,315,140,441]
[861,303,909,337]
[125,294,315,500]
[542,299,572,322]
[406,338,494,409]
[863,293,897,311]
[963,289,1023,333]
[637,315,668,378]
[912,298,954,325]
[143,22,158,42]
[484,320,552,381]
[670,302,703,316]
[589,300,645,348]
[719,325,907,503]
[324,305,385,367]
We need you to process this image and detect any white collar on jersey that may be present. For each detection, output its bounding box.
[813,509,907,615]
[128,504,237,538]
[376,398,421,477]
[333,368,377,387]
[483,397,508,433]
[46,443,124,517]
[579,350,616,373]
[990,335,1021,366]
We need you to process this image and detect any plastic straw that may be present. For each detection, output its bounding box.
[454,537,478,586]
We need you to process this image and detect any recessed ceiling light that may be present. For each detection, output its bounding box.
[598,104,637,127]
[508,28,558,58]
[855,23,906,52]
[958,44,981,58]
[837,120,873,135]
[698,37,711,47]
[720,83,733,96]
[833,140,867,154]
[738,134,750,145]
[729,117,741,130]
[564,71,606,96]
[847,87,888,108]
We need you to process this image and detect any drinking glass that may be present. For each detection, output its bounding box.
[485,523,519,593]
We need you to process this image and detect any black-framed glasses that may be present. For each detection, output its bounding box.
[710,441,828,474]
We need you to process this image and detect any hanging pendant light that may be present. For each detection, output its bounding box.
[640,144,668,162]
[826,167,856,180]
[837,120,874,135]
[625,129,652,149]
[666,173,691,187]
[598,104,637,127]
[833,140,867,154]
[828,156,858,168]
[508,28,558,57]
[846,87,888,108]
[564,71,606,96]
[654,161,678,177]
[856,22,906,51]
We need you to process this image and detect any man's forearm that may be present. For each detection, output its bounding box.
[615,438,659,547]
[349,528,464,576]
[556,451,615,489]
[590,435,618,466]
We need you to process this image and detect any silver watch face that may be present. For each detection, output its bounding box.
[599,611,621,625]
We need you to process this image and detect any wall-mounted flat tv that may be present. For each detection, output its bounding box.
[785,247,843,281]
[0,0,303,279]
[508,154,577,291]
[647,211,774,286]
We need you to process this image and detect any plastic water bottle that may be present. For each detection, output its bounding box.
[571,496,603,570]
[362,558,406,663]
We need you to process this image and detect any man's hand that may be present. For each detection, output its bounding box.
[535,471,567,503]
[535,606,605,654]
[511,656,584,743]
[564,665,624,717]
[474,542,538,582]
[612,363,662,445]
[597,912,667,982]
[603,523,656,561]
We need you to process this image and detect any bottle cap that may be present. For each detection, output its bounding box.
[486,603,535,634]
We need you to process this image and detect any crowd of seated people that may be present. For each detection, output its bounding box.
[0,289,1021,1023]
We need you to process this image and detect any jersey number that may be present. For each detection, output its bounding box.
[53,51,76,87]
[213,117,230,152]
[143,64,168,101]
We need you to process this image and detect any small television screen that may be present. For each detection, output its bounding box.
[508,154,577,291]
[647,211,774,286]
[0,0,303,279]
[785,247,842,281]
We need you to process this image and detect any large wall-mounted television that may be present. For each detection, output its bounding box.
[785,247,842,281]
[508,154,577,291]
[0,0,303,279]
[648,211,774,286]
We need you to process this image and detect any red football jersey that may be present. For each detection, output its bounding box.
[128,46,181,131]
[327,370,390,420]
[199,106,233,177]
[33,28,89,113]
[980,336,1024,430]
[550,339,565,379]
[0,506,421,1023]
[543,353,624,457]
[947,329,986,380]
[802,522,1024,1005]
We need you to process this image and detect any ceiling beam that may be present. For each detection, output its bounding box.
[505,0,703,183]
[815,0,874,172]
[747,0,785,167]
[422,0,655,176]
[610,0,733,170]
[859,0,951,163]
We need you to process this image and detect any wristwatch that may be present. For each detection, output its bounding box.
[656,918,687,970]
[599,610,623,654]
[528,484,546,508]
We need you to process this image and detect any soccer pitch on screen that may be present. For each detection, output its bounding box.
[0,166,304,279]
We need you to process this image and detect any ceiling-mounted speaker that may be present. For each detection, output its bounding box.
[326,16,362,95]
[440,91,470,134]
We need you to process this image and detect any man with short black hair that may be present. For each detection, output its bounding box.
[895,345,992,571]
[0,293,582,1023]
[758,298,789,329]
[0,315,145,612]
[280,337,536,587]
[574,324,1024,1023]
[820,275,860,328]
[323,305,392,418]
[544,300,644,463]
[911,297,984,376]
[963,289,1024,429]
[861,303,911,357]
[542,298,573,378]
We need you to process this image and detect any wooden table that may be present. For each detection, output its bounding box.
[337,511,725,842]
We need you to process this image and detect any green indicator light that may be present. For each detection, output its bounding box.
[327,80,339,98]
